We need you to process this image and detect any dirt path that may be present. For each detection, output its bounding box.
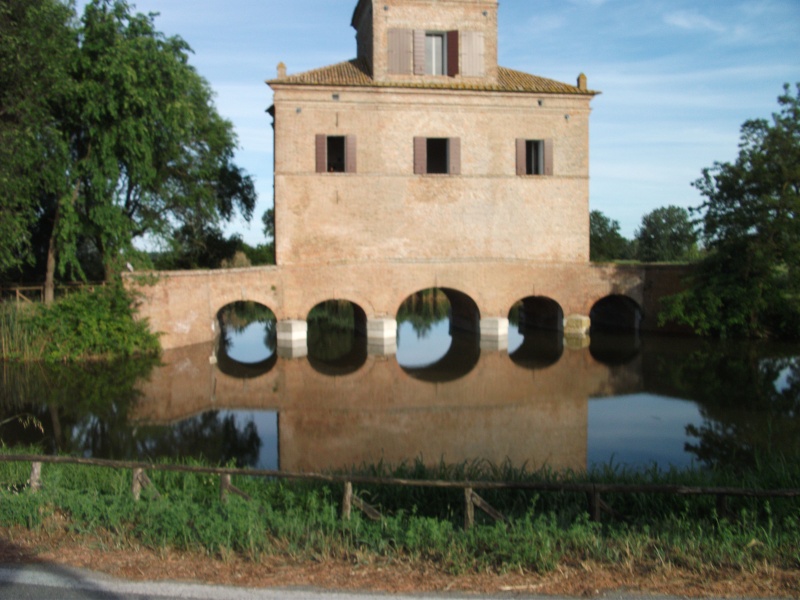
[1,526,797,598]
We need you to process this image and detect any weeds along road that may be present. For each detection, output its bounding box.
[0,564,697,600]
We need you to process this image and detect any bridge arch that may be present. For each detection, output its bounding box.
[511,296,564,333]
[588,294,643,366]
[590,295,643,333]
[215,301,278,378]
[212,292,284,324]
[395,287,481,383]
[305,299,368,376]
[507,296,564,370]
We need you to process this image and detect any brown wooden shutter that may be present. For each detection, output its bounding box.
[447,31,459,77]
[515,139,526,176]
[543,139,554,176]
[315,134,327,173]
[345,135,357,173]
[413,30,425,76]
[448,137,461,175]
[388,29,412,74]
[461,31,484,77]
[413,137,426,174]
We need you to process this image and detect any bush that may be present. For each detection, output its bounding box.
[3,283,160,362]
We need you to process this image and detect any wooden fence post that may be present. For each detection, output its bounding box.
[30,462,42,492]
[220,474,231,504]
[342,481,353,521]
[132,468,142,501]
[464,487,475,530]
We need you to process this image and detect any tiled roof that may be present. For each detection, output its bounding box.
[267,59,597,95]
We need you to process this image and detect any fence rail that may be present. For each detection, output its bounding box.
[0,282,106,304]
[2,454,799,529]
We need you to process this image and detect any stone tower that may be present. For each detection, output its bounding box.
[267,0,597,267]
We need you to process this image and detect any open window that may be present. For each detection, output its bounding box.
[414,137,461,175]
[391,29,477,78]
[413,30,459,77]
[516,139,553,176]
[315,134,357,173]
[425,33,445,75]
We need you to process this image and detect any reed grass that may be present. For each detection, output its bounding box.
[0,303,42,361]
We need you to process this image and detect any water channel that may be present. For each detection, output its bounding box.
[1,293,798,475]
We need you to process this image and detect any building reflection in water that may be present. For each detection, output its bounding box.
[134,336,642,473]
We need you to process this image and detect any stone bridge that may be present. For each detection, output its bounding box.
[126,261,688,353]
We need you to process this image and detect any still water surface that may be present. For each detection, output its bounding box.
[1,305,798,475]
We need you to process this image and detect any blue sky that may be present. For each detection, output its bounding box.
[77,0,799,245]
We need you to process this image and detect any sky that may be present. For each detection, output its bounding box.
[76,0,800,245]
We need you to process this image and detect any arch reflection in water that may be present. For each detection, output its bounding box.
[396,288,480,382]
[216,302,278,378]
[306,300,368,376]
[589,295,644,366]
[132,336,800,474]
[508,298,564,368]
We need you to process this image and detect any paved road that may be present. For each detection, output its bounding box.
[0,564,703,600]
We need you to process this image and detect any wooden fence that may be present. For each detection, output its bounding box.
[0,282,106,304]
[3,454,799,530]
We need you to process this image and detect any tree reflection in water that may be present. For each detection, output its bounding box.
[643,339,800,471]
[306,300,367,375]
[134,411,261,468]
[397,290,450,337]
[0,359,262,467]
[2,317,799,474]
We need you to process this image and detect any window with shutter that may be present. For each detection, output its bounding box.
[414,137,461,175]
[516,139,553,176]
[315,135,357,173]
[414,30,460,77]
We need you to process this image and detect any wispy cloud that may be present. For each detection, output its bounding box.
[566,0,610,6]
[663,10,726,33]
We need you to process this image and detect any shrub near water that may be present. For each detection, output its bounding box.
[1,284,160,362]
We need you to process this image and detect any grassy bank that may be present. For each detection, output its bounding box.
[0,284,160,362]
[0,454,797,575]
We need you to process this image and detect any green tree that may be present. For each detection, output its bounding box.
[153,224,242,271]
[30,0,256,300]
[661,84,800,338]
[589,210,632,262]
[0,0,75,275]
[634,205,698,262]
[262,207,275,242]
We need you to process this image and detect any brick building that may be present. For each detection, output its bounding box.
[267,0,597,267]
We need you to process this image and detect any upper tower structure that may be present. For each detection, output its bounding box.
[267,1,597,267]
[351,0,499,84]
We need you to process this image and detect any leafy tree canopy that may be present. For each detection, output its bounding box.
[661,84,800,339]
[634,205,698,263]
[590,210,632,262]
[0,0,256,293]
[0,0,75,273]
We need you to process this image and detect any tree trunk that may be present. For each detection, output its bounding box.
[44,233,57,305]
[104,260,115,283]
[45,180,81,304]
